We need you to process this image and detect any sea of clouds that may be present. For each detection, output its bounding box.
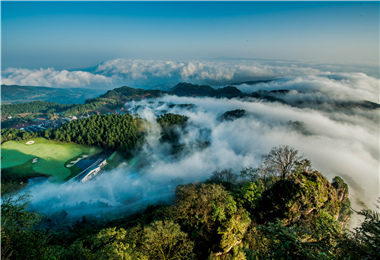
[24,70,379,228]
[3,58,378,89]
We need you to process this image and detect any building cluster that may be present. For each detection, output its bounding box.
[22,116,81,132]
[23,118,68,132]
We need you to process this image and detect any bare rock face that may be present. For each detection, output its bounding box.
[332,176,351,224]
[257,171,350,226]
[332,176,349,203]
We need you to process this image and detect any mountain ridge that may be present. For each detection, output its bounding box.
[1,84,104,104]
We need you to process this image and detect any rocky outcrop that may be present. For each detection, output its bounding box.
[256,171,350,226]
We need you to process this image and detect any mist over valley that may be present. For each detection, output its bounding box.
[10,71,377,227]
[2,1,379,258]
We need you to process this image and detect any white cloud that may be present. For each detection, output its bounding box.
[26,88,378,219]
[6,60,376,222]
[2,58,325,88]
[94,59,322,87]
[236,73,379,103]
[131,95,379,213]
[1,67,113,88]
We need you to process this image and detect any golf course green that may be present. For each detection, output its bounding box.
[1,137,102,180]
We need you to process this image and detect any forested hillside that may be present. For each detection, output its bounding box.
[1,85,103,104]
[1,128,39,143]
[1,86,168,119]
[44,114,144,153]
[171,82,243,98]
[2,84,248,123]
[1,101,73,116]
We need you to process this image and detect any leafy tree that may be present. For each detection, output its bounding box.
[141,220,195,260]
[338,204,380,259]
[93,227,146,260]
[1,128,38,143]
[244,221,337,260]
[172,183,251,258]
[1,182,54,260]
[235,182,262,215]
[57,240,97,260]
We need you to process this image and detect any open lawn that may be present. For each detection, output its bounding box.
[1,138,102,181]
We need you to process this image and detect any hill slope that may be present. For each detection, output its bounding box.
[1,85,104,104]
[171,82,244,98]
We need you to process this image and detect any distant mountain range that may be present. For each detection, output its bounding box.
[2,83,379,115]
[1,85,104,104]
[171,82,243,98]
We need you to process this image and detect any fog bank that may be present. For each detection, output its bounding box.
[25,72,378,226]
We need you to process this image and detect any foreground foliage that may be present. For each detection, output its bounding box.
[2,147,378,260]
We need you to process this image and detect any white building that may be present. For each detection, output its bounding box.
[79,159,107,183]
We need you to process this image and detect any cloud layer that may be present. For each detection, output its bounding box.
[94,59,322,87]
[1,67,113,88]
[3,59,378,91]
[0,59,329,89]
[25,73,379,227]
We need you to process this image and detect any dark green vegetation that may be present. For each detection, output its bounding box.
[1,85,103,105]
[157,113,189,127]
[93,85,166,102]
[60,86,165,116]
[1,86,167,124]
[171,82,218,96]
[1,101,73,116]
[3,83,379,128]
[2,146,379,260]
[44,114,143,154]
[155,113,208,156]
[0,83,276,129]
[1,128,39,143]
[1,113,190,188]
[220,109,246,121]
[42,112,188,157]
[1,101,74,128]
[172,82,243,98]
[157,113,189,143]
[1,182,54,260]
[75,86,168,116]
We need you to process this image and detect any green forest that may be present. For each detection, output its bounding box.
[1,146,379,260]
[1,128,39,143]
[43,114,143,153]
[1,113,191,155]
[1,86,167,120]
[1,101,72,116]
[1,84,379,259]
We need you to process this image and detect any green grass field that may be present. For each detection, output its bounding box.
[1,137,102,181]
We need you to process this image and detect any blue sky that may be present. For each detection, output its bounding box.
[2,1,379,70]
